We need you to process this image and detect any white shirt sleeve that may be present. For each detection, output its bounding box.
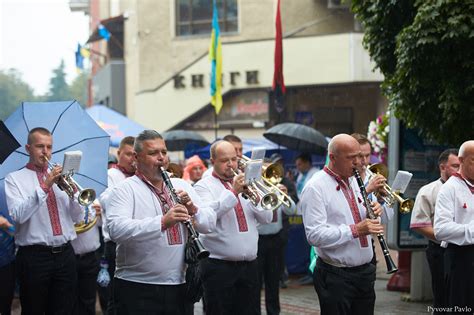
[194,182,238,219]
[6,174,49,224]
[434,184,474,245]
[301,184,354,249]
[107,183,164,244]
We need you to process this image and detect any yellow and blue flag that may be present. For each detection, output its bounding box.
[209,0,223,114]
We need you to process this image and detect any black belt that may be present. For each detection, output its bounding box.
[20,241,71,254]
[318,258,373,272]
[208,258,255,266]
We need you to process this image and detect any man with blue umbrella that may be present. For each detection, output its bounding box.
[5,127,85,314]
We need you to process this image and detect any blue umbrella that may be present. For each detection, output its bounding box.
[86,105,145,147]
[0,101,110,211]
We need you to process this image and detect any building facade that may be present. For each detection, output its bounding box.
[71,0,386,141]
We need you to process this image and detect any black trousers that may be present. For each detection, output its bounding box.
[0,261,15,315]
[201,258,260,315]
[444,244,474,313]
[313,258,376,315]
[74,251,100,315]
[112,278,192,315]
[258,232,284,315]
[16,242,77,315]
[97,241,116,315]
[426,241,446,313]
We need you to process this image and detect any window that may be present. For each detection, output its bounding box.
[176,0,238,36]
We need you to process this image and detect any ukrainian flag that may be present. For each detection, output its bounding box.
[209,0,223,114]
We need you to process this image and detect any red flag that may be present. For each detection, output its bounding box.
[272,0,286,113]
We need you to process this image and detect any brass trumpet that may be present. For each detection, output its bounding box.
[240,156,294,209]
[232,169,280,211]
[365,163,414,214]
[44,156,98,234]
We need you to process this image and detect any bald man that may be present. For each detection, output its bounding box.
[434,140,474,311]
[301,134,384,315]
[194,140,273,315]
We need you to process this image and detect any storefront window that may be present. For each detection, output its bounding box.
[176,0,238,36]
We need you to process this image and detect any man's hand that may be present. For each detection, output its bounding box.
[176,190,198,215]
[355,219,384,236]
[0,215,13,230]
[232,173,246,194]
[277,183,288,194]
[162,204,190,229]
[371,201,384,218]
[44,165,63,189]
[366,174,386,194]
[92,203,102,218]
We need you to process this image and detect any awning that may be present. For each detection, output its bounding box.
[87,15,125,43]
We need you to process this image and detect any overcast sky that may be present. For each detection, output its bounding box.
[0,0,90,95]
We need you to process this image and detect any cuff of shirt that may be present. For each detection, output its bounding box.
[349,224,359,239]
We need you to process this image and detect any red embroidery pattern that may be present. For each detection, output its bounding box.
[213,173,249,232]
[136,171,183,245]
[272,209,278,223]
[26,163,63,236]
[324,167,368,247]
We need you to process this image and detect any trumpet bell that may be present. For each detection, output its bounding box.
[78,189,96,206]
[368,163,388,178]
[399,198,414,214]
[262,163,284,185]
[261,193,280,211]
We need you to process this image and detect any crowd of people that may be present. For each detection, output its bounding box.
[0,126,473,315]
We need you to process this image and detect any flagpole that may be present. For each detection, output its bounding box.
[214,110,218,140]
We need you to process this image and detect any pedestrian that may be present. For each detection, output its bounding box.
[410,148,459,313]
[0,213,15,315]
[301,134,385,315]
[434,140,474,311]
[5,127,84,314]
[106,130,216,314]
[194,140,273,315]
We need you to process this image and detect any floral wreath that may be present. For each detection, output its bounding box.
[367,111,389,164]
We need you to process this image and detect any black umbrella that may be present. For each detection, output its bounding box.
[162,130,210,152]
[0,120,21,164]
[263,122,328,155]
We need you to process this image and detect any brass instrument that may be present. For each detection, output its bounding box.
[365,163,414,214]
[238,156,294,210]
[45,156,97,234]
[232,169,280,211]
[354,169,398,274]
[160,167,210,260]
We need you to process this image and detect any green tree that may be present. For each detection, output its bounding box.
[70,72,88,107]
[352,0,474,145]
[0,69,35,120]
[46,60,72,101]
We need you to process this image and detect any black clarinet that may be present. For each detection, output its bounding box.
[160,167,210,260]
[353,169,398,274]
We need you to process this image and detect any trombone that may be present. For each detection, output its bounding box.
[44,156,98,233]
[365,163,414,214]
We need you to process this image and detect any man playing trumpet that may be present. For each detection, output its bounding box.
[5,127,84,314]
[106,130,215,314]
[194,140,273,315]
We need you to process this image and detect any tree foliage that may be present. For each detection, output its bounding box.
[46,60,72,102]
[352,0,474,145]
[0,69,35,120]
[70,72,88,107]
